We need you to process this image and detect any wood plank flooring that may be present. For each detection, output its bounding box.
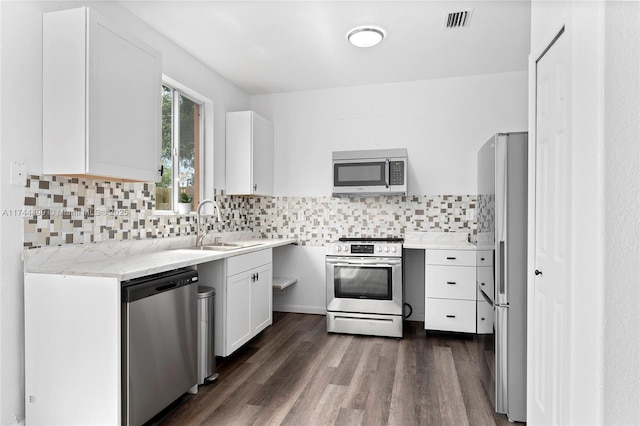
[155,313,513,426]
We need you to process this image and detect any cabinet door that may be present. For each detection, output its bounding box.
[477,266,494,301]
[251,113,274,195]
[426,265,476,300]
[225,271,252,355]
[476,300,494,334]
[226,111,273,195]
[425,298,476,333]
[87,9,161,181]
[251,263,273,334]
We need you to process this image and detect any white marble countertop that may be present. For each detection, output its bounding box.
[24,235,298,281]
[403,231,477,250]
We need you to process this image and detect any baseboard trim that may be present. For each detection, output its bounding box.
[273,305,326,315]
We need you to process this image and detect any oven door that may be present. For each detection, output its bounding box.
[325,256,402,316]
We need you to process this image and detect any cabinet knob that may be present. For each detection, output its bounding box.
[253,183,258,191]
[535,269,543,276]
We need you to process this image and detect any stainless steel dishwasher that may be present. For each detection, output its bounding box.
[122,267,198,426]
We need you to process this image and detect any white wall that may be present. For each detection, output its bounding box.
[252,72,528,315]
[530,1,640,424]
[251,71,528,197]
[602,1,640,424]
[0,1,249,423]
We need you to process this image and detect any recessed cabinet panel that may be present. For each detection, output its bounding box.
[250,263,273,335]
[43,7,161,182]
[226,271,253,354]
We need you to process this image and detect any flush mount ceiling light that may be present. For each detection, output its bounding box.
[346,26,385,48]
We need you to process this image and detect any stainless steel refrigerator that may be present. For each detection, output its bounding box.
[477,132,527,423]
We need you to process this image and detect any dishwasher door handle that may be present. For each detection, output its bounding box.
[156,283,178,292]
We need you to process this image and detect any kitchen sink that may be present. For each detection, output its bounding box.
[184,242,261,251]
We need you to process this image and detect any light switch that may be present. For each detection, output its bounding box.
[10,161,26,186]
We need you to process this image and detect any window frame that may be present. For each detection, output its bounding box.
[158,76,209,214]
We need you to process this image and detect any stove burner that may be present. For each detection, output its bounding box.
[338,237,404,243]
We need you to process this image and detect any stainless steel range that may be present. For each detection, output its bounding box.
[325,237,403,338]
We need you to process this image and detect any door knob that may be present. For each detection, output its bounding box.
[535,269,543,276]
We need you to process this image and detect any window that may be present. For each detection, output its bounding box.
[156,84,202,212]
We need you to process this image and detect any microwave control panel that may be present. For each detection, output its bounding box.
[389,161,405,185]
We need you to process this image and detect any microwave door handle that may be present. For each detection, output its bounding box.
[385,159,390,188]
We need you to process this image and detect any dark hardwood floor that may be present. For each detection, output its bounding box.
[158,312,512,426]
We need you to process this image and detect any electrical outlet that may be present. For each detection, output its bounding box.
[10,161,26,186]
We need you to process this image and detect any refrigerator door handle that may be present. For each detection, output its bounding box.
[498,240,507,303]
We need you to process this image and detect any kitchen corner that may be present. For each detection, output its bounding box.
[23,232,297,425]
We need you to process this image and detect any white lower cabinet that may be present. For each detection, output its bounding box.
[476,250,494,334]
[201,249,273,357]
[425,298,477,333]
[24,273,121,425]
[424,249,477,333]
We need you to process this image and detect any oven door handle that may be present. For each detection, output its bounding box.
[328,261,400,268]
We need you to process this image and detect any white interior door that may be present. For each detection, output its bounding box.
[531,29,568,425]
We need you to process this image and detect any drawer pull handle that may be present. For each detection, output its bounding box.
[446,257,456,260]
[446,315,456,318]
[481,282,485,286]
[481,317,486,321]
[446,281,456,285]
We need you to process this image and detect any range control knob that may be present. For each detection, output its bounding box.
[377,246,383,252]
[343,245,349,252]
[336,246,342,252]
[391,247,397,253]
[385,246,390,252]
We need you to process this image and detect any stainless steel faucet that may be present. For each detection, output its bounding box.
[195,199,223,247]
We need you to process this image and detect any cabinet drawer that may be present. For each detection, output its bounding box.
[426,265,476,300]
[426,249,476,266]
[476,300,493,334]
[227,248,272,276]
[477,250,493,267]
[476,266,494,301]
[425,299,476,333]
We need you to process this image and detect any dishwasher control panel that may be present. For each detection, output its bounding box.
[122,267,198,303]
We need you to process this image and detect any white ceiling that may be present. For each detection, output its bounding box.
[119,1,531,95]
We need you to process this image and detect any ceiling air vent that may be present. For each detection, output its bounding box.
[443,8,473,29]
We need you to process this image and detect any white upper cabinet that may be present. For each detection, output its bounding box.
[43,7,161,182]
[225,111,274,196]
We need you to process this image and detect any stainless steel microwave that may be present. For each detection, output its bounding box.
[332,148,408,196]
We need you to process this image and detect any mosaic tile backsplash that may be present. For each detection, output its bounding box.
[22,175,476,248]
